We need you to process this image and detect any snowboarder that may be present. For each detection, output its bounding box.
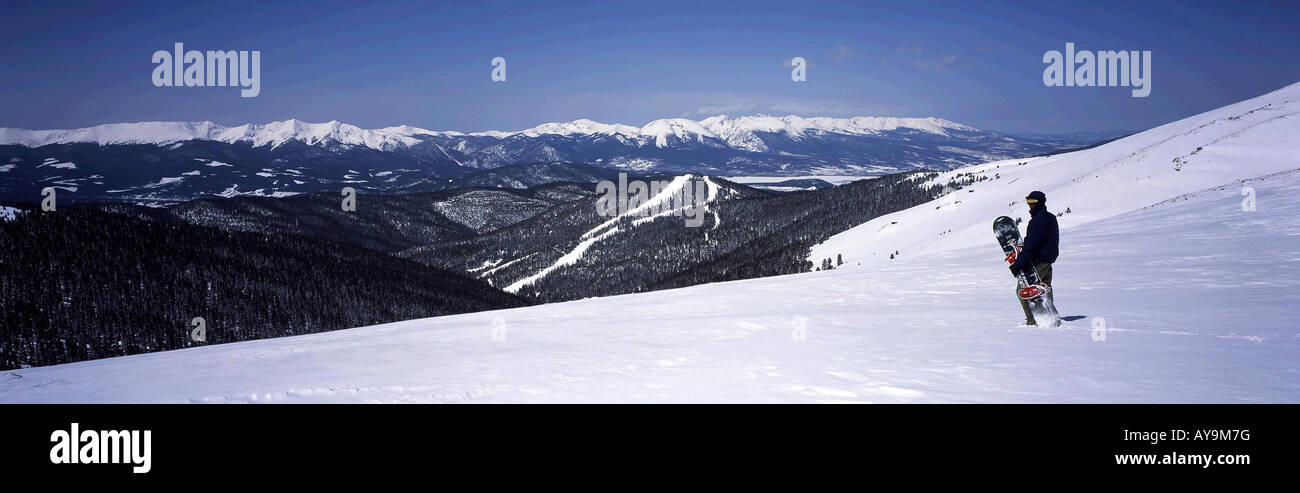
[1010,190,1059,325]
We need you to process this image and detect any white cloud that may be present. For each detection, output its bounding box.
[898,42,961,74]
[685,97,901,119]
[691,103,760,115]
[827,43,859,61]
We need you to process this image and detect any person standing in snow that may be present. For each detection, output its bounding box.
[1010,190,1059,325]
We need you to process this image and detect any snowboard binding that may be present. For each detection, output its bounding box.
[1017,283,1049,300]
[1004,245,1020,265]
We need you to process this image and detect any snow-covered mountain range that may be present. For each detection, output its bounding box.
[0,115,979,150]
[0,119,425,150]
[0,115,1106,204]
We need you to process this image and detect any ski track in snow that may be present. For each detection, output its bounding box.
[504,174,717,294]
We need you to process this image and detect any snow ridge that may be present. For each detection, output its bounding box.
[0,115,978,151]
[700,115,975,151]
[0,120,426,151]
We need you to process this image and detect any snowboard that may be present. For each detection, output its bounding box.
[993,215,1059,325]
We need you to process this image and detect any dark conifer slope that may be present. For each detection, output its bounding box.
[0,207,528,370]
[401,173,941,302]
[94,181,597,253]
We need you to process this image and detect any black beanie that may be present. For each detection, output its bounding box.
[1026,191,1046,203]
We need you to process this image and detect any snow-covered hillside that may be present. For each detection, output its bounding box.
[2,167,1297,403]
[5,163,1300,403]
[810,82,1300,266]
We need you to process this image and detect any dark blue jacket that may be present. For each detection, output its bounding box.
[1014,207,1059,270]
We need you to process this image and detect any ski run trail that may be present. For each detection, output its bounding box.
[3,83,1299,403]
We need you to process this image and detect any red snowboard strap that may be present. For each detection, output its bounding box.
[1018,284,1048,300]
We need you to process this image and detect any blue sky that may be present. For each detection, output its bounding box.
[1,0,1297,134]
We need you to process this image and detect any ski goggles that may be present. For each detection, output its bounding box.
[1025,198,1041,204]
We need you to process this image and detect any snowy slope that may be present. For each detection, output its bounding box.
[810,81,1300,266]
[2,168,1298,403]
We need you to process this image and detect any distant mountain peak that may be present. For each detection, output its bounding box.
[638,118,721,148]
[518,119,640,138]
